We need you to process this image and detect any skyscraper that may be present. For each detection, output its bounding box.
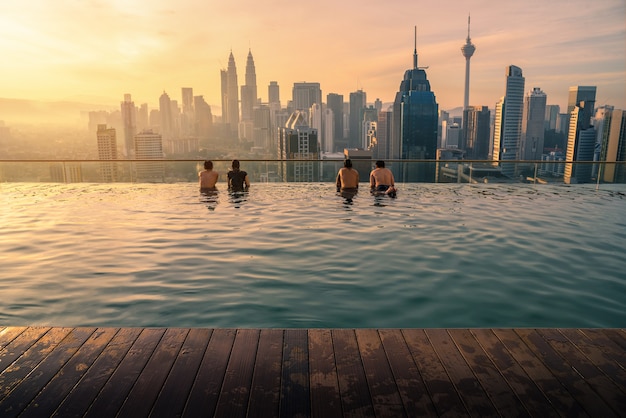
[134,130,164,182]
[181,87,194,137]
[521,87,547,161]
[348,90,366,149]
[159,91,173,141]
[327,93,344,151]
[600,108,626,183]
[268,81,280,107]
[461,15,476,110]
[391,28,439,182]
[492,65,525,177]
[462,106,490,159]
[568,86,596,131]
[96,124,118,182]
[240,49,257,121]
[292,82,321,114]
[224,51,240,134]
[564,86,596,183]
[120,94,136,158]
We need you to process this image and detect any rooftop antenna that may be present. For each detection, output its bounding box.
[413,26,418,70]
[414,26,429,70]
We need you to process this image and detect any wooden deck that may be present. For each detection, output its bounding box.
[0,327,624,417]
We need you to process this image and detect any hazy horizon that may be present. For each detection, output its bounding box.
[1,0,625,124]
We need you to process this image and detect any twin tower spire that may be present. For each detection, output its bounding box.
[221,49,257,130]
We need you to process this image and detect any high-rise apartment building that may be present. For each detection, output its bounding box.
[241,50,257,121]
[134,130,164,182]
[492,65,525,177]
[521,87,547,161]
[391,29,439,181]
[348,90,366,149]
[462,106,490,159]
[461,15,476,110]
[120,94,136,158]
[96,124,118,182]
[277,110,320,182]
[322,108,334,153]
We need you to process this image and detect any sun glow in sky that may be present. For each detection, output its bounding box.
[1,0,625,114]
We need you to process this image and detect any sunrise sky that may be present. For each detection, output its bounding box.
[1,0,625,114]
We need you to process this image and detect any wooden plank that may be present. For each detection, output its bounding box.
[280,329,309,418]
[213,329,260,418]
[0,327,95,418]
[309,329,342,418]
[51,328,142,417]
[149,328,213,418]
[426,329,499,417]
[0,327,50,374]
[538,329,626,415]
[447,329,529,417]
[0,327,70,402]
[470,329,560,417]
[516,329,618,417]
[402,329,468,417]
[577,329,626,370]
[378,329,437,417]
[603,329,626,351]
[182,328,236,418]
[492,329,587,416]
[247,329,283,418]
[117,328,189,417]
[559,329,626,390]
[83,327,166,417]
[17,328,118,418]
[332,329,375,417]
[355,329,406,417]
[0,327,28,351]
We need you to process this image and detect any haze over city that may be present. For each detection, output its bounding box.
[1,0,625,123]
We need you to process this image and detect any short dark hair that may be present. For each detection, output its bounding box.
[232,159,240,169]
[375,160,385,168]
[204,160,213,170]
[344,159,353,168]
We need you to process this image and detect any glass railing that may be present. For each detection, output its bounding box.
[0,159,625,185]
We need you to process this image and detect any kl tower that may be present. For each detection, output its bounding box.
[461,14,476,109]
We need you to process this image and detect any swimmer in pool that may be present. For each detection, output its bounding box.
[199,160,219,193]
[336,158,359,200]
[369,160,397,198]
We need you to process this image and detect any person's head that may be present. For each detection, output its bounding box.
[231,159,240,170]
[344,159,353,168]
[375,160,385,168]
[204,160,213,170]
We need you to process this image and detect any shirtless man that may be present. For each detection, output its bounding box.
[336,159,359,198]
[199,160,219,192]
[369,160,396,197]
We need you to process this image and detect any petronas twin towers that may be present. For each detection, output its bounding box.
[220,50,257,133]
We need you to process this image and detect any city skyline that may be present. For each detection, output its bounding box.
[0,0,625,119]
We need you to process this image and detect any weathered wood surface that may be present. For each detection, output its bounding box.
[0,327,624,417]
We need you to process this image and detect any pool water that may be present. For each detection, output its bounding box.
[1,182,625,328]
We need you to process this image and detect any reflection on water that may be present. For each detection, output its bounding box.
[1,182,625,328]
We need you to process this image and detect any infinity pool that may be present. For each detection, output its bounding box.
[1,182,625,328]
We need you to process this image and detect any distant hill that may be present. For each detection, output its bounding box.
[0,97,117,126]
